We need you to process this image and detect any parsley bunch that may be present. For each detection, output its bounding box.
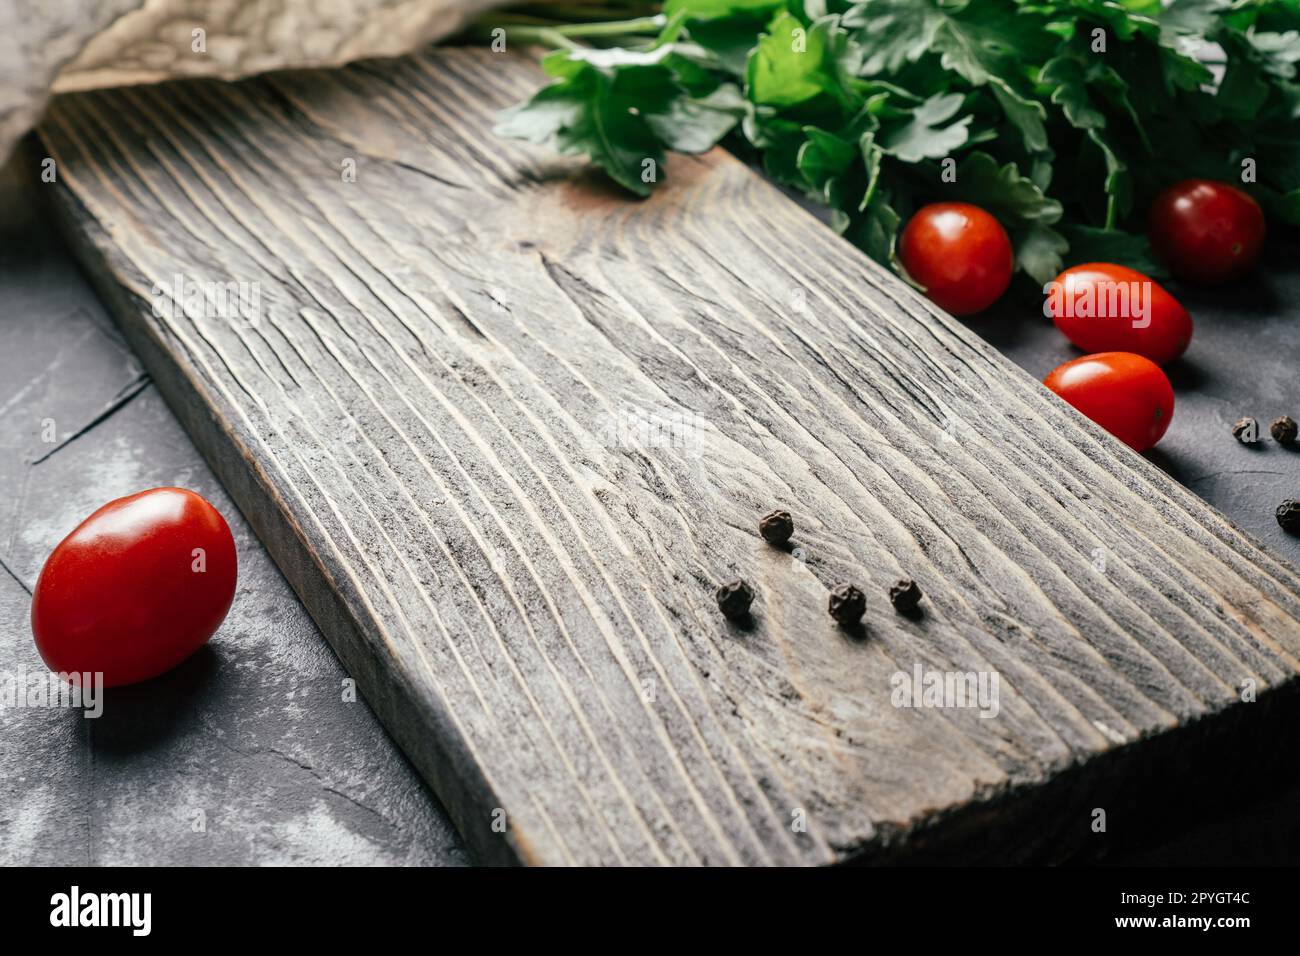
[488,0,1300,284]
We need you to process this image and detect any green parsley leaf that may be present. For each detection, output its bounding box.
[493,0,1300,285]
[878,92,973,162]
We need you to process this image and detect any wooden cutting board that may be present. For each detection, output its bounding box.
[37,47,1300,865]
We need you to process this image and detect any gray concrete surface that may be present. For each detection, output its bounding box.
[1,145,1297,866]
[0,153,469,865]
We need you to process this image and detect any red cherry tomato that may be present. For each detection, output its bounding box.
[899,202,1014,315]
[1148,179,1265,284]
[1046,262,1192,366]
[31,488,237,688]
[1043,352,1174,452]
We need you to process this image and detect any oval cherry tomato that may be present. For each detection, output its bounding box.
[899,202,1014,315]
[1148,179,1265,284]
[1043,352,1174,452]
[1046,262,1192,366]
[31,488,237,688]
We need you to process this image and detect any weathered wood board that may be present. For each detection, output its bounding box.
[36,47,1300,865]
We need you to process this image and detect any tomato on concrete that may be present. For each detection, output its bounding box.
[1046,262,1192,366]
[31,487,237,687]
[1148,179,1265,284]
[1043,352,1175,452]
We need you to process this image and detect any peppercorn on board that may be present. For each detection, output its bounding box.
[38,47,1300,865]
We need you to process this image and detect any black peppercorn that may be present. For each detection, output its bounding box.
[759,509,794,546]
[889,578,923,615]
[716,579,755,620]
[1278,499,1300,535]
[1231,417,1259,444]
[1271,415,1298,445]
[828,584,866,626]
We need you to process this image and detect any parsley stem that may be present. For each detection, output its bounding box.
[551,14,664,36]
[538,28,585,50]
[476,15,665,44]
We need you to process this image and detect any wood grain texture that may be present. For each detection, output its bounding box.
[36,47,1300,865]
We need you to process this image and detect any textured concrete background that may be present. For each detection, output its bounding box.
[1,147,1296,866]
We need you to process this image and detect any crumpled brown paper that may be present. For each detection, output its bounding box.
[1,0,501,165]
